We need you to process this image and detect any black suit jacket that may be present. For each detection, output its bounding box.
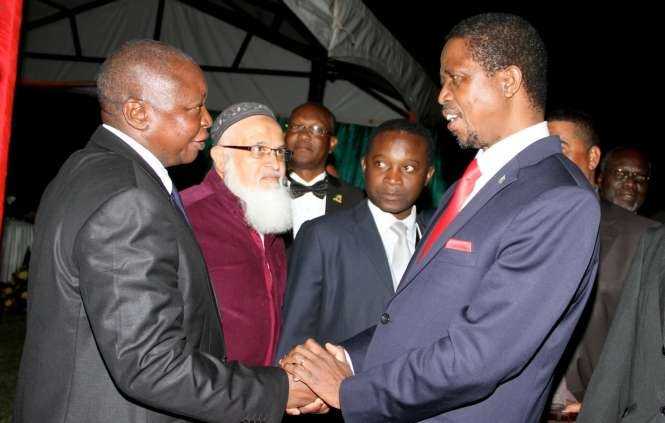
[13,127,287,423]
[564,200,659,400]
[577,226,665,422]
[324,174,365,214]
[275,200,426,360]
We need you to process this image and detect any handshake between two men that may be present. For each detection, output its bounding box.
[283,339,353,415]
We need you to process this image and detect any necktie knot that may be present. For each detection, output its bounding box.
[391,221,408,238]
[289,177,328,199]
[462,159,481,182]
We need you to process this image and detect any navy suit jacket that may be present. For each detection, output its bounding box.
[340,136,601,422]
[275,200,427,361]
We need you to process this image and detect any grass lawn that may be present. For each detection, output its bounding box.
[0,314,25,423]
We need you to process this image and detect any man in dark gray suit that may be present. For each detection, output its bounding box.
[275,119,435,361]
[548,110,659,410]
[577,225,665,422]
[13,40,316,423]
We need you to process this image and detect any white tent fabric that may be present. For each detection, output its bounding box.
[283,0,440,123]
[20,0,405,125]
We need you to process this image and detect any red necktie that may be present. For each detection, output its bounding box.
[419,159,481,261]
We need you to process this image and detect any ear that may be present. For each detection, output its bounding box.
[329,136,338,153]
[587,146,601,172]
[425,166,436,186]
[210,145,227,177]
[122,98,149,131]
[499,65,523,99]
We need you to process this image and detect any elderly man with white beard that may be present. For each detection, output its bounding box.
[182,102,293,367]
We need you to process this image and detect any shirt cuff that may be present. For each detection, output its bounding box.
[344,349,355,375]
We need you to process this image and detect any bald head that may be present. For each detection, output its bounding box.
[96,39,197,120]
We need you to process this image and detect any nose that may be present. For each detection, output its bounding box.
[296,129,311,142]
[265,149,282,170]
[201,106,212,129]
[622,178,637,190]
[384,166,403,185]
[438,81,452,105]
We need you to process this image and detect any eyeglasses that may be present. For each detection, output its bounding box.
[286,123,329,137]
[221,145,292,162]
[612,168,650,184]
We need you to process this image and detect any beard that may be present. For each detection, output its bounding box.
[456,131,482,150]
[223,160,293,234]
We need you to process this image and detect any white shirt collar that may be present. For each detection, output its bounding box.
[474,121,549,180]
[289,171,326,186]
[367,199,418,234]
[102,124,173,193]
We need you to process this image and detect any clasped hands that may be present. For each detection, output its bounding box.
[282,338,352,415]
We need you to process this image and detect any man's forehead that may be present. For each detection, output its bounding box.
[290,105,329,124]
[611,153,649,170]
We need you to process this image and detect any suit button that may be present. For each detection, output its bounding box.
[380,313,391,324]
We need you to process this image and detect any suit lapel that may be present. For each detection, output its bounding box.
[350,202,394,292]
[325,174,344,213]
[395,136,563,294]
[397,163,518,294]
[91,126,194,230]
[91,126,167,196]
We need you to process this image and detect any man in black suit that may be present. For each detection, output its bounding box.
[285,102,364,241]
[547,110,659,412]
[13,40,316,423]
[276,119,435,361]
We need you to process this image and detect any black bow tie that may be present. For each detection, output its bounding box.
[289,177,328,199]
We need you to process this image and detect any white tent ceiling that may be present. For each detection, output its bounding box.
[20,0,436,126]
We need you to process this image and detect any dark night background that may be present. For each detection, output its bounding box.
[6,2,662,218]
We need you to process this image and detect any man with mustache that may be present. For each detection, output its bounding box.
[281,13,600,422]
[285,102,364,240]
[598,146,651,213]
[276,119,434,363]
[182,102,293,367]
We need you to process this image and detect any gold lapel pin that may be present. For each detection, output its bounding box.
[332,194,343,204]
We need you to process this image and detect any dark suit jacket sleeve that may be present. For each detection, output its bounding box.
[576,235,647,423]
[275,220,325,361]
[342,325,377,374]
[340,187,600,422]
[75,188,288,423]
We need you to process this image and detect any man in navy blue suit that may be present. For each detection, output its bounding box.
[282,13,600,423]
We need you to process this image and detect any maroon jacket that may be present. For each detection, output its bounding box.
[182,170,287,366]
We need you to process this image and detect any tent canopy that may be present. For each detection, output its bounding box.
[20,0,439,126]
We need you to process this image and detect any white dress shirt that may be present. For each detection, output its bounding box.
[290,171,327,237]
[367,200,420,291]
[463,121,550,208]
[102,124,174,194]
